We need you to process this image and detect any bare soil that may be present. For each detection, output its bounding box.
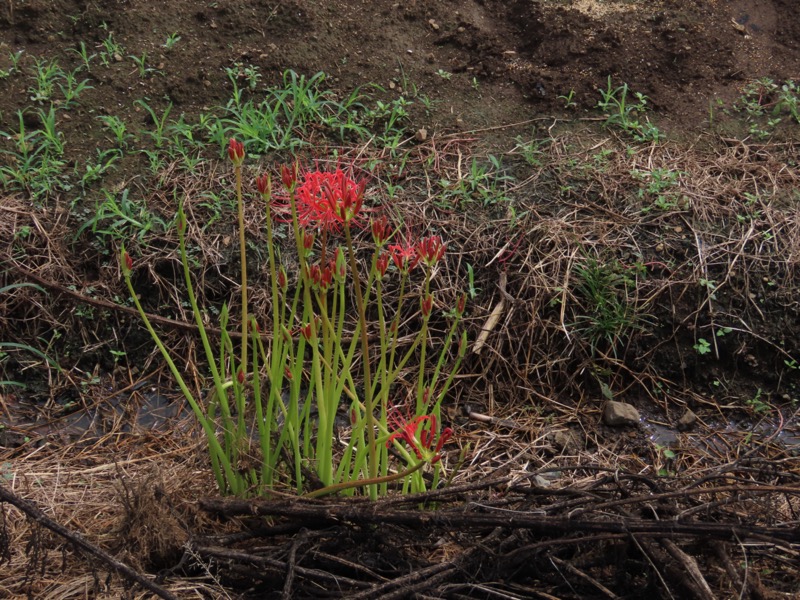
[1,1,799,599]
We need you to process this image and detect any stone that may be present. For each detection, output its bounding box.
[549,429,581,453]
[675,409,697,431]
[603,401,640,426]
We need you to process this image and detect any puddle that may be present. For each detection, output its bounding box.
[0,382,191,448]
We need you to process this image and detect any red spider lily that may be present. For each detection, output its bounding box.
[300,322,313,341]
[121,248,133,274]
[281,163,298,190]
[456,293,466,316]
[302,230,315,251]
[376,252,390,278]
[276,168,367,232]
[421,293,434,317]
[371,215,392,246]
[416,235,446,266]
[277,267,287,290]
[256,173,271,197]
[227,138,245,165]
[237,368,245,384]
[386,412,453,464]
[388,237,420,274]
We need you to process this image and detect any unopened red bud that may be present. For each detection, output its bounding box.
[421,294,434,316]
[256,173,271,197]
[456,293,466,315]
[281,163,298,189]
[237,369,245,384]
[227,138,245,165]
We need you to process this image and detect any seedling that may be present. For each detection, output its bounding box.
[693,338,711,355]
[597,77,661,142]
[558,88,577,109]
[163,33,181,50]
[435,69,452,80]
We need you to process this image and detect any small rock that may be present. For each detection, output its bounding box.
[457,26,465,33]
[428,19,439,31]
[203,79,212,88]
[676,409,697,431]
[603,401,640,427]
[113,53,123,62]
[549,429,581,453]
[655,243,664,252]
[388,81,396,90]
[414,128,427,142]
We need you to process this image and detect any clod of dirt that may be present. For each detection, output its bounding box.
[548,429,582,453]
[676,409,698,431]
[603,401,641,427]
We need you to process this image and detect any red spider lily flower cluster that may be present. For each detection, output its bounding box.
[227,138,245,166]
[388,239,420,274]
[279,168,367,231]
[416,235,446,266]
[371,215,392,246]
[308,262,334,291]
[386,413,453,464]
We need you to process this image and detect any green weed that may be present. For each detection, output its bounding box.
[597,77,661,142]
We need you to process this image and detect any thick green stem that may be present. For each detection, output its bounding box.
[343,222,377,497]
[236,163,248,377]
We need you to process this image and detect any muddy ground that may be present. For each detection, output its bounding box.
[0,0,799,598]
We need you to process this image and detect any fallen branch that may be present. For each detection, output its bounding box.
[199,497,800,545]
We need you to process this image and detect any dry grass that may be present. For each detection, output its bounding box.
[1,128,799,596]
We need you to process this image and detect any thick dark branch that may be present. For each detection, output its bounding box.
[199,497,800,545]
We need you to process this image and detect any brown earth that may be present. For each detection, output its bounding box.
[1,1,799,599]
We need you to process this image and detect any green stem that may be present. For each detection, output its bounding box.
[236,163,248,378]
[343,222,377,498]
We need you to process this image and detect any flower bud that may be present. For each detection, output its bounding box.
[227,138,245,165]
[256,173,271,197]
[421,293,434,317]
[281,163,298,190]
[237,369,245,384]
[456,293,466,316]
[376,253,389,278]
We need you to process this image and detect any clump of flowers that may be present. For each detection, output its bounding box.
[122,140,466,499]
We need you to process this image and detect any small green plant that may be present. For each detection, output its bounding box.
[632,167,683,212]
[28,58,64,103]
[99,32,125,66]
[571,256,645,357]
[78,187,166,246]
[654,444,676,477]
[746,388,770,414]
[163,33,181,50]
[693,338,711,355]
[98,114,133,146]
[70,42,95,72]
[597,77,661,142]
[129,52,153,78]
[435,69,452,80]
[558,88,577,109]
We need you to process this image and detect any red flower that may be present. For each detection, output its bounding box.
[277,168,367,231]
[388,236,420,274]
[256,173,271,197]
[421,293,434,317]
[376,252,390,278]
[456,293,466,316]
[281,163,298,190]
[227,138,245,165]
[386,412,453,464]
[371,215,392,246]
[416,235,446,266]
